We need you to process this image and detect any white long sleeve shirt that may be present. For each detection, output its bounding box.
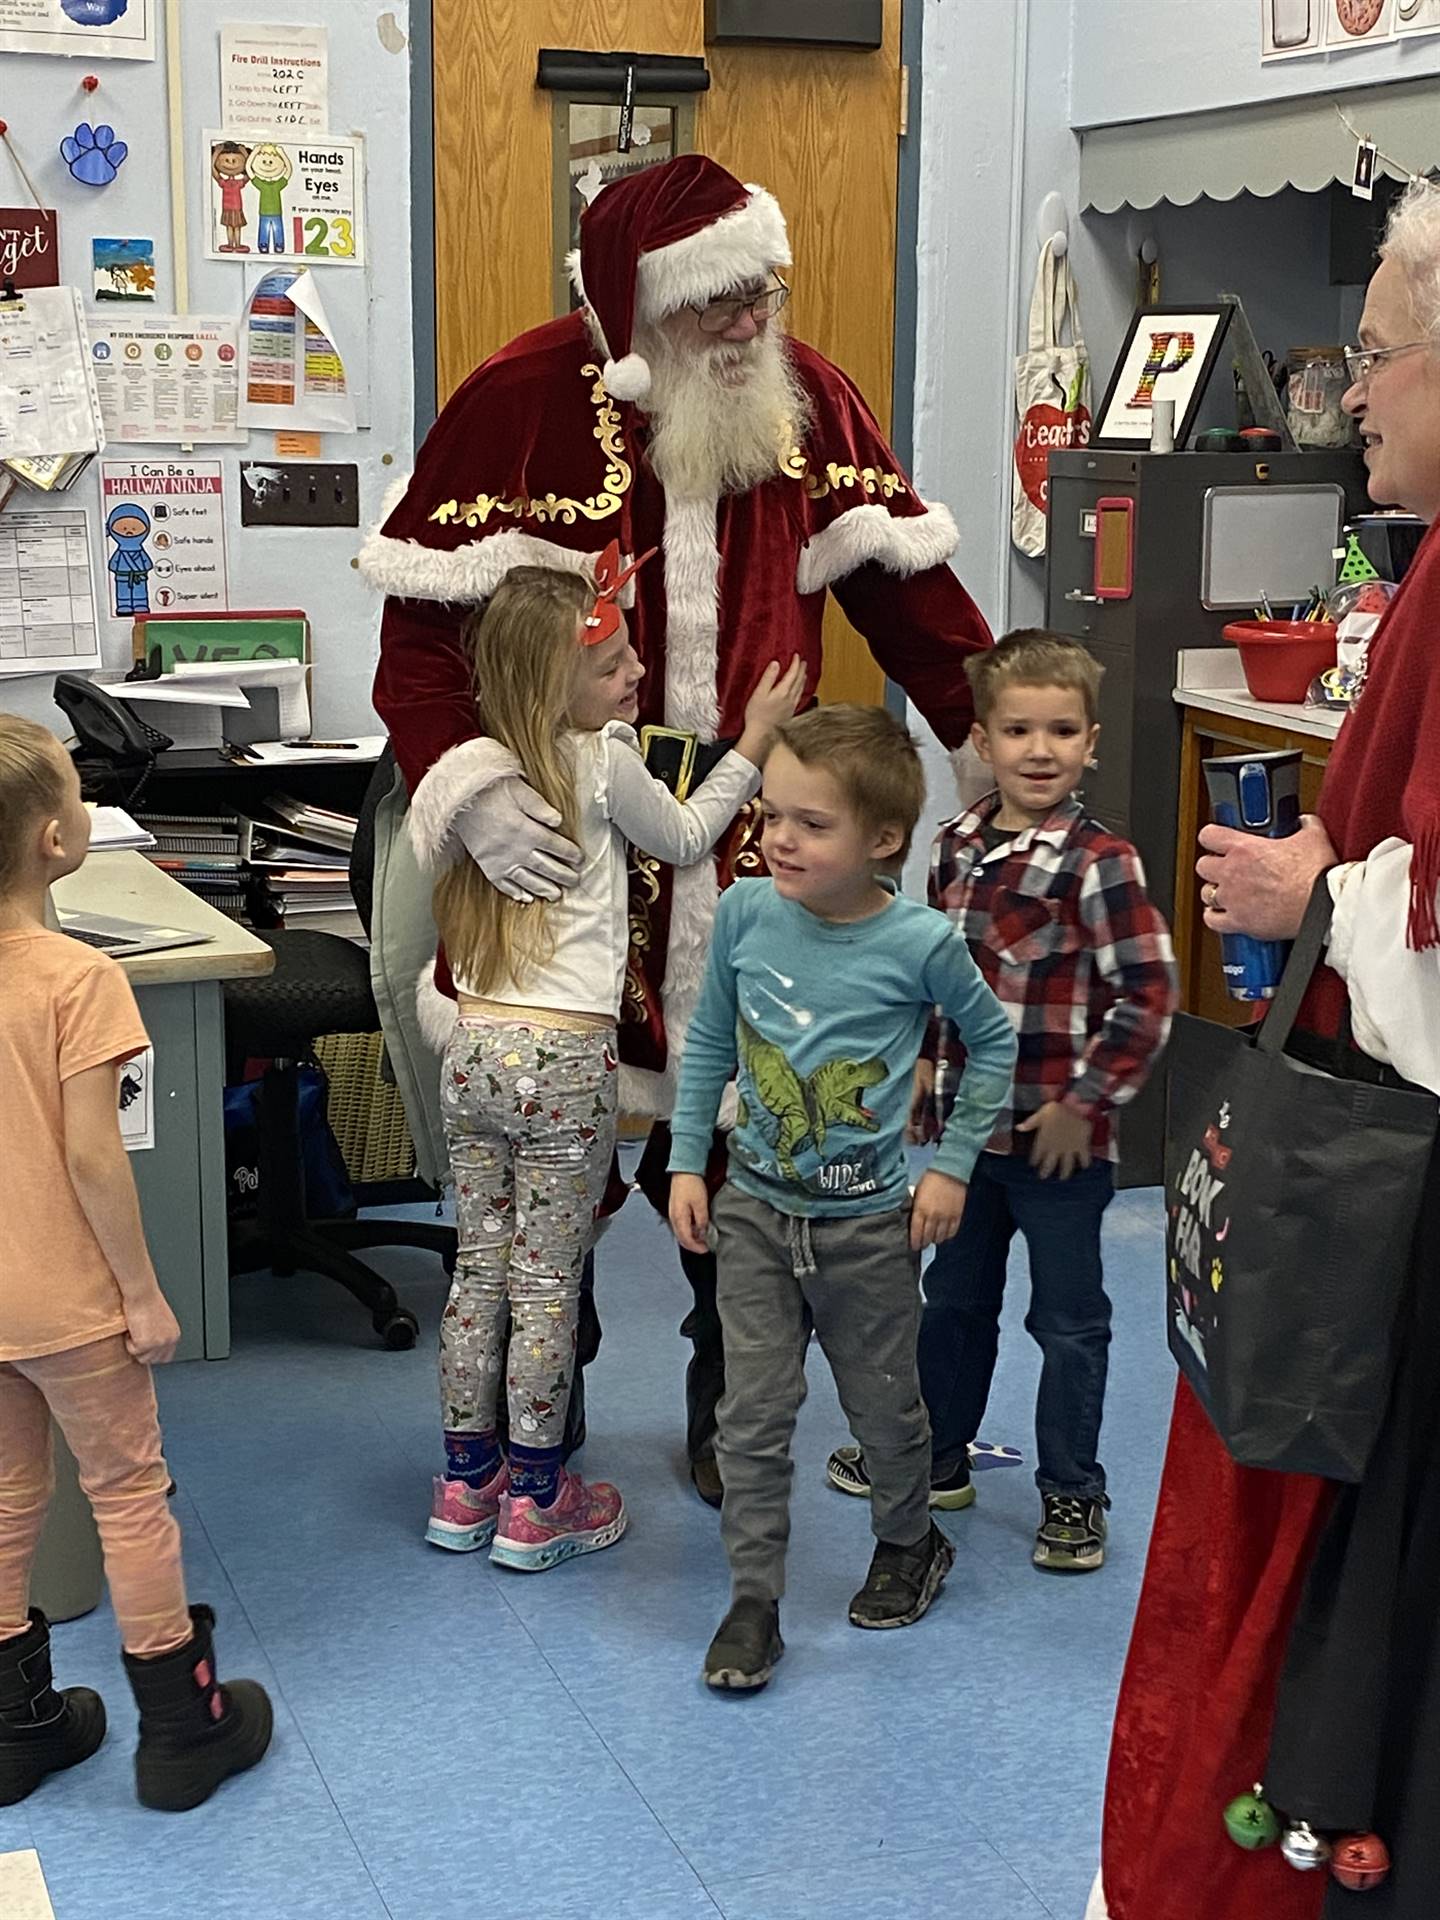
[452,721,759,1019]
[1328,840,1440,1097]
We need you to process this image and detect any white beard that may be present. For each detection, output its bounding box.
[637,323,812,502]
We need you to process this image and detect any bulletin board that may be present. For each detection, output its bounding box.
[0,2,394,738]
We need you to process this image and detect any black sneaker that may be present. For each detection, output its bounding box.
[826,1444,976,1512]
[1032,1493,1109,1573]
[703,1597,783,1691]
[848,1522,956,1630]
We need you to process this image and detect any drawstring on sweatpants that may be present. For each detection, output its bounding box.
[786,1213,817,1278]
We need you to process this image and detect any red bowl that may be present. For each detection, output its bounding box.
[1222,620,1338,703]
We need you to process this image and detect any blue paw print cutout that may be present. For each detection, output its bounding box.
[61,123,129,187]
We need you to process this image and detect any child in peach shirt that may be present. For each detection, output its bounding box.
[0,714,270,1812]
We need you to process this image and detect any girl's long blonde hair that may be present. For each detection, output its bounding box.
[433,566,594,996]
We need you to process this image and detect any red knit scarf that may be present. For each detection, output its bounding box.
[1320,516,1440,945]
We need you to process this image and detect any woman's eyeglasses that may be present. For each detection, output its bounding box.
[691,277,789,335]
[1342,340,1431,385]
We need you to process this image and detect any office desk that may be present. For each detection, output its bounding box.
[52,852,274,1361]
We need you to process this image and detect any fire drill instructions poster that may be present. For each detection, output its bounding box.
[204,129,365,266]
[221,23,329,133]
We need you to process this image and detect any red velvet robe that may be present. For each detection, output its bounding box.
[361,311,991,1113]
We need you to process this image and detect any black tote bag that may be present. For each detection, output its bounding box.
[1165,881,1437,1482]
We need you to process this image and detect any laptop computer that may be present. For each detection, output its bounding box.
[48,900,212,960]
[56,912,212,958]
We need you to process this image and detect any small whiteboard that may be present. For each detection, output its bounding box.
[1201,485,1346,612]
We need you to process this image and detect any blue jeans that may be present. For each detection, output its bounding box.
[258,213,284,252]
[917,1147,1114,1498]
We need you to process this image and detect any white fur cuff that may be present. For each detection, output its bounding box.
[416,960,458,1052]
[409,738,523,871]
[796,501,960,597]
[357,475,609,606]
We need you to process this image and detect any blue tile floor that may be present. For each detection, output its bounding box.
[3,1171,1174,1920]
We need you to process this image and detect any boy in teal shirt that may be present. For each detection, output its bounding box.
[670,705,1015,1691]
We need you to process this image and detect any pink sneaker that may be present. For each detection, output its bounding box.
[490,1469,627,1572]
[424,1461,508,1552]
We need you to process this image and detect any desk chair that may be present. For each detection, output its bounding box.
[224,747,454,1349]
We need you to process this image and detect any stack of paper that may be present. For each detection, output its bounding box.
[85,805,156,851]
[241,796,363,941]
[136,811,252,923]
[98,661,311,749]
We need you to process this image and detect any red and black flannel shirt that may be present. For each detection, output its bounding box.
[926,792,1177,1161]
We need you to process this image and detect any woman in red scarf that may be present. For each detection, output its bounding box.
[1091,178,1440,1920]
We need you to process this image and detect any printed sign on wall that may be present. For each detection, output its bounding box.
[0,208,58,288]
[203,129,364,266]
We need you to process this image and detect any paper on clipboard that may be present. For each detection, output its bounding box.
[0,287,105,459]
[240,267,355,432]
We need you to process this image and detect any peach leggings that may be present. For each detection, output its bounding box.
[0,1335,189,1656]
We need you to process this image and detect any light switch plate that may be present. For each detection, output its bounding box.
[240,463,360,528]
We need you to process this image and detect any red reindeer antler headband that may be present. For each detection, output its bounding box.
[581,539,658,646]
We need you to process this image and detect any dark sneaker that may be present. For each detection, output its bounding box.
[704,1597,783,1691]
[1033,1494,1109,1573]
[826,1444,977,1512]
[691,1454,724,1510]
[848,1522,956,1630]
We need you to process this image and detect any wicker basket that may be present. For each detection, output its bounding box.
[311,1031,417,1186]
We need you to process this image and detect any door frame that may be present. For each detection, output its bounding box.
[407,0,923,476]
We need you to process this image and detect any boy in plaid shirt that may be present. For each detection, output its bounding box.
[828,631,1176,1572]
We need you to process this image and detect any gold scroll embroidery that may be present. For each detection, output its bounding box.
[428,365,633,531]
[783,450,907,503]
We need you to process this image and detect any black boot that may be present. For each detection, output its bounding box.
[0,1608,106,1806]
[122,1604,272,1812]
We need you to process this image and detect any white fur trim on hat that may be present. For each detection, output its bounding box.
[637,186,791,319]
[408,737,523,870]
[602,353,652,403]
[795,500,960,597]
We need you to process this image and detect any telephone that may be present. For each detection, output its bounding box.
[53,672,172,807]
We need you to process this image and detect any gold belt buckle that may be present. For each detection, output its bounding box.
[639,725,698,802]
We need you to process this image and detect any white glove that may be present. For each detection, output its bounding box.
[454,778,582,902]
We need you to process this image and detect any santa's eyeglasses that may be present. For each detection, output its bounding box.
[690,277,789,334]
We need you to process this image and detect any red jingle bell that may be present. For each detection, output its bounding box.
[1331,1833,1391,1892]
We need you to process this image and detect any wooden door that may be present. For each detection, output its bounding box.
[430,0,905,706]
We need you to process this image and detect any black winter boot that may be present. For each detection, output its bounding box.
[122,1604,272,1812]
[0,1609,106,1805]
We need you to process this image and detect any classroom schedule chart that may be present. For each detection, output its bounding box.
[0,508,101,677]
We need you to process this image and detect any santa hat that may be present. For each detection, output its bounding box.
[572,154,791,405]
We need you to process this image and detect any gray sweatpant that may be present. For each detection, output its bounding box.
[711,1183,931,1602]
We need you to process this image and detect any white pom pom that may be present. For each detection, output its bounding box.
[602,353,651,403]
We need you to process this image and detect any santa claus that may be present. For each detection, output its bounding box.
[360,154,991,1501]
